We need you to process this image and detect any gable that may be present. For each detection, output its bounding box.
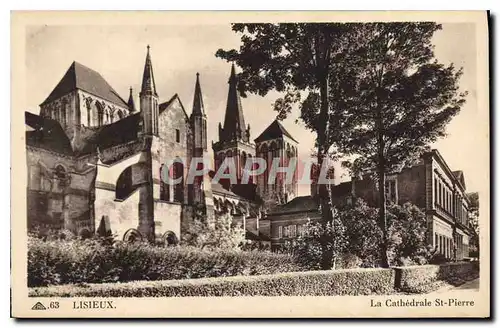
[41,61,129,108]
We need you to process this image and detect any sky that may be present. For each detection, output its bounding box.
[25,22,485,196]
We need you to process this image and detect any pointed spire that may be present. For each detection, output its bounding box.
[127,87,136,112]
[222,63,248,143]
[140,45,157,97]
[191,72,205,116]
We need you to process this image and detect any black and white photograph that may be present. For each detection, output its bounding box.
[11,11,489,318]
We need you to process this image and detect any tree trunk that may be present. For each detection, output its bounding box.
[376,107,389,268]
[317,70,334,270]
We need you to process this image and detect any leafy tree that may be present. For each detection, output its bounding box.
[216,23,360,269]
[340,23,467,267]
[386,202,431,265]
[468,192,480,258]
[182,210,245,250]
[337,199,382,267]
[287,211,348,270]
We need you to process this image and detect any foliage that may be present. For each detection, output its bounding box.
[29,267,396,297]
[182,210,246,250]
[338,23,467,267]
[216,23,362,269]
[395,262,479,293]
[286,211,348,270]
[27,236,303,287]
[337,199,382,267]
[468,192,480,257]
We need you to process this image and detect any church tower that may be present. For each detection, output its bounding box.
[190,73,214,218]
[138,45,158,241]
[212,64,255,186]
[140,45,159,136]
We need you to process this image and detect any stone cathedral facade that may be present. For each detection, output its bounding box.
[25,46,299,244]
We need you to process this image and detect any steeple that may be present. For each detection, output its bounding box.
[221,63,249,143]
[140,45,157,97]
[139,45,159,135]
[191,72,205,116]
[127,87,136,112]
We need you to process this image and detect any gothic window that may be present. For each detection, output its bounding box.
[172,159,184,203]
[116,166,133,200]
[159,165,170,201]
[117,110,124,120]
[96,102,104,126]
[61,100,67,126]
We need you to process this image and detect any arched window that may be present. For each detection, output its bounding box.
[96,102,104,126]
[260,144,269,190]
[123,229,142,243]
[85,99,92,127]
[116,110,124,120]
[172,159,184,203]
[163,231,178,246]
[159,164,170,201]
[61,100,67,126]
[116,166,133,200]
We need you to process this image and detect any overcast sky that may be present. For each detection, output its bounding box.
[25,23,484,196]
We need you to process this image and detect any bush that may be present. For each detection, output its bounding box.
[394,262,479,293]
[29,267,395,297]
[28,237,304,287]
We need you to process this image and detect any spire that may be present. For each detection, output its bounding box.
[222,63,248,142]
[191,72,205,116]
[140,45,157,97]
[127,87,136,112]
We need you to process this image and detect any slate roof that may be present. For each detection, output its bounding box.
[268,195,319,215]
[41,61,129,108]
[25,112,73,155]
[97,113,142,149]
[254,119,298,143]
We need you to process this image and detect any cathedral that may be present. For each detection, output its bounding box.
[25,46,299,244]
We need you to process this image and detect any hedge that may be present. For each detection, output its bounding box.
[28,237,304,287]
[394,261,479,293]
[29,267,396,297]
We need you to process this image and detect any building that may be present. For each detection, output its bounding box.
[25,47,299,245]
[268,150,476,260]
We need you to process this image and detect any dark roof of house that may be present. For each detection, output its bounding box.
[211,181,241,199]
[97,113,141,149]
[331,181,352,198]
[268,195,319,215]
[25,112,73,155]
[254,119,298,143]
[41,61,129,108]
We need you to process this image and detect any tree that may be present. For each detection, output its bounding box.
[468,192,480,258]
[216,23,360,269]
[341,23,467,267]
[288,211,348,270]
[182,210,245,250]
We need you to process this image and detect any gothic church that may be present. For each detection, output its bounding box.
[25,46,299,244]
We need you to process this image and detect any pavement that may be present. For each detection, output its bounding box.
[430,278,480,294]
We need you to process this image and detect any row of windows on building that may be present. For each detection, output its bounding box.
[434,232,469,259]
[434,176,469,225]
[277,224,306,239]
